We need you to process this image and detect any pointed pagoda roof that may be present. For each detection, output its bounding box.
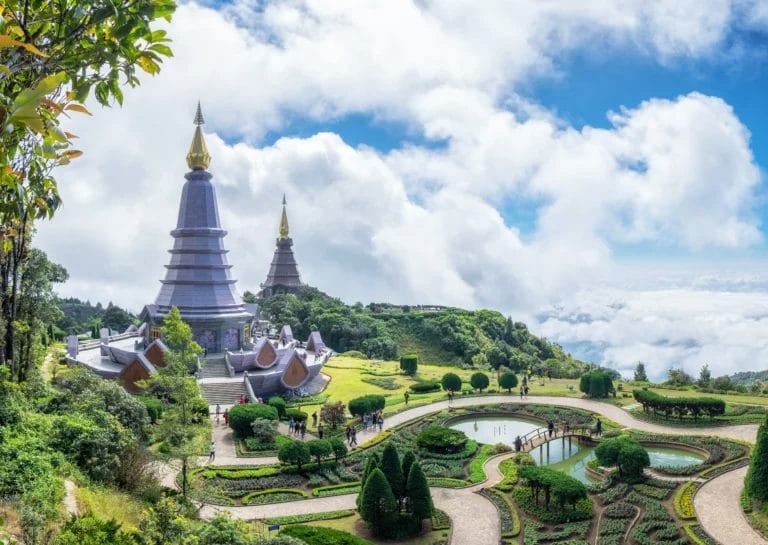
[260,195,305,297]
[147,104,252,322]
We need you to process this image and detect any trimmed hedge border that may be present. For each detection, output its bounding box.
[427,477,470,488]
[673,481,697,520]
[311,482,361,497]
[683,523,721,545]
[241,488,307,505]
[263,510,356,525]
[478,487,520,537]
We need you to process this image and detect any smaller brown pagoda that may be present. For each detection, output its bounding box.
[259,195,305,298]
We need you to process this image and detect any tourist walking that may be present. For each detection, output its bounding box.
[288,417,295,434]
[547,420,554,438]
[514,435,522,452]
[524,385,529,397]
[447,389,454,408]
[345,425,352,443]
[300,422,306,440]
[312,412,318,427]
[318,423,324,439]
[208,441,216,462]
[350,427,357,447]
[378,415,384,432]
[223,408,229,426]
[595,418,602,436]
[519,387,524,400]
[404,391,410,405]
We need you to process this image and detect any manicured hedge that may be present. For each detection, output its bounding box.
[416,426,468,454]
[285,408,308,422]
[399,354,418,376]
[228,403,278,437]
[518,465,588,509]
[579,371,614,398]
[268,396,287,418]
[409,381,441,393]
[280,525,375,545]
[633,389,725,419]
[348,394,386,417]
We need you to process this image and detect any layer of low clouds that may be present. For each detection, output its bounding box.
[36,1,767,378]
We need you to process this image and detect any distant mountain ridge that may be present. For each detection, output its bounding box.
[730,370,768,385]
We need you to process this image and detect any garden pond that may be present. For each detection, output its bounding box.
[451,415,707,483]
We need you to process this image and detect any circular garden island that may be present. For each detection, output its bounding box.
[191,401,751,545]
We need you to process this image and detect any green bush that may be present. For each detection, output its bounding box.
[746,414,768,501]
[416,426,468,454]
[268,396,287,418]
[285,408,307,422]
[409,381,440,393]
[441,372,462,392]
[400,354,418,376]
[595,436,650,483]
[307,439,333,465]
[470,372,490,392]
[579,371,614,398]
[278,440,310,469]
[138,396,163,423]
[633,389,725,419]
[348,395,386,417]
[228,404,278,438]
[518,465,588,509]
[498,372,518,393]
[280,525,374,545]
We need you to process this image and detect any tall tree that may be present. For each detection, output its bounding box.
[698,364,712,388]
[633,362,648,382]
[359,468,398,537]
[162,306,203,372]
[0,1,176,378]
[380,444,405,500]
[405,462,433,528]
[746,414,768,502]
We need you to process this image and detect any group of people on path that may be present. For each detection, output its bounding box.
[288,417,307,439]
[344,425,358,446]
[361,411,385,432]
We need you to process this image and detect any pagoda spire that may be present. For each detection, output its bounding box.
[278,193,290,240]
[186,101,211,171]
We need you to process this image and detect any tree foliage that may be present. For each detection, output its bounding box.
[307,439,332,465]
[399,354,418,375]
[440,372,461,392]
[518,465,587,508]
[579,371,614,398]
[52,513,136,545]
[228,404,279,438]
[746,414,768,502]
[634,362,648,382]
[633,389,725,420]
[470,372,490,391]
[348,394,385,417]
[320,400,346,429]
[380,444,405,499]
[405,461,432,523]
[595,436,650,483]
[359,468,398,537]
[278,440,310,469]
[498,372,518,392]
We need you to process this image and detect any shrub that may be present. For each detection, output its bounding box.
[380,444,405,498]
[285,408,307,422]
[268,396,287,419]
[518,465,588,509]
[228,404,278,438]
[441,373,462,392]
[498,372,518,393]
[595,436,650,483]
[348,395,385,417]
[416,426,468,454]
[400,354,418,376]
[138,396,163,423]
[307,439,332,465]
[579,371,614,398]
[406,462,433,524]
[470,372,490,392]
[329,437,348,461]
[633,389,726,419]
[251,418,278,445]
[278,440,310,469]
[409,381,440,393]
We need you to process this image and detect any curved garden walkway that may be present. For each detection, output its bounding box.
[196,395,763,545]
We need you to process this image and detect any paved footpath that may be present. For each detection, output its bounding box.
[694,465,766,545]
[194,394,763,545]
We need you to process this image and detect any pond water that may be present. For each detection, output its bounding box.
[451,416,707,483]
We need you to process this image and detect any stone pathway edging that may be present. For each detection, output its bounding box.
[193,394,762,545]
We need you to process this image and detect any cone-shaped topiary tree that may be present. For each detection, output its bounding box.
[406,462,433,530]
[380,444,405,500]
[401,450,417,484]
[357,453,380,509]
[360,468,398,537]
[747,414,768,501]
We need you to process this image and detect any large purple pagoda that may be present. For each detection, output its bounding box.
[140,104,254,352]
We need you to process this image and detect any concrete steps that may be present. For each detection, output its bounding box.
[199,357,230,379]
[200,380,246,405]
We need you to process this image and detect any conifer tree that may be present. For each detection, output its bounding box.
[360,468,398,537]
[380,444,405,499]
[406,462,433,529]
[747,414,768,502]
[357,453,380,509]
[401,450,417,484]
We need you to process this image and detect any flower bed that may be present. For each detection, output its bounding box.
[511,487,592,523]
[634,483,673,500]
[673,481,697,520]
[523,520,590,545]
[241,488,307,505]
[478,487,520,537]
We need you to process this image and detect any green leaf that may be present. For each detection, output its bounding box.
[148,43,173,57]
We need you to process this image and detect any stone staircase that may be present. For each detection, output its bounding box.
[198,356,230,379]
[199,380,246,405]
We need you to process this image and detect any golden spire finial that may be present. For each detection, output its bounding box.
[279,194,290,240]
[186,102,211,170]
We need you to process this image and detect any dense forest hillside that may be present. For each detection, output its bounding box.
[56,298,137,337]
[250,287,590,377]
[730,370,768,385]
